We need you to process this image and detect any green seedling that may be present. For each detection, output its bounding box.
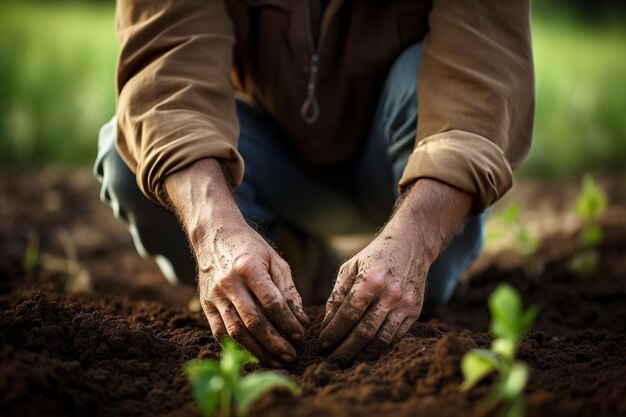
[570,175,608,274]
[185,337,299,417]
[498,204,540,258]
[461,284,538,417]
[486,204,541,277]
[23,231,40,274]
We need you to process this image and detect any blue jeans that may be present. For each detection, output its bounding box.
[94,43,486,310]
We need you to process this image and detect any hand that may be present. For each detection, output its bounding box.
[165,159,309,367]
[319,179,473,365]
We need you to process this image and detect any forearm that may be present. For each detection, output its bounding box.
[389,178,474,263]
[164,158,244,248]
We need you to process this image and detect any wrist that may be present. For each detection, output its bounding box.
[390,178,474,261]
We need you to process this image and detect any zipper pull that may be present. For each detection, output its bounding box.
[301,53,320,124]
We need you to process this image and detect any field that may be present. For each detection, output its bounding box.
[1,168,625,416]
[1,1,626,416]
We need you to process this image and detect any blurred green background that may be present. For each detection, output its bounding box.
[0,0,625,179]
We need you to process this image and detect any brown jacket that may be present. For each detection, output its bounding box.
[115,0,534,213]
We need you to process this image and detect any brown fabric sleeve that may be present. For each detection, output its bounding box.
[398,0,534,213]
[115,0,242,206]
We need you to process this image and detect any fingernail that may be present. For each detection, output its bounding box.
[292,332,302,342]
[270,360,282,368]
[281,353,295,363]
[321,340,331,350]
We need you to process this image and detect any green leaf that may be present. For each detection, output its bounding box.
[492,338,516,362]
[489,284,523,340]
[185,360,225,417]
[220,337,258,388]
[460,349,500,391]
[235,372,299,417]
[570,249,600,275]
[499,362,529,401]
[519,306,538,334]
[580,224,603,247]
[499,204,521,225]
[574,174,608,222]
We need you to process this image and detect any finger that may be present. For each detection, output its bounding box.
[327,303,388,365]
[225,280,298,363]
[321,260,359,329]
[202,301,228,343]
[241,259,305,342]
[214,298,282,368]
[270,259,309,328]
[357,310,407,361]
[318,271,385,351]
[391,315,419,345]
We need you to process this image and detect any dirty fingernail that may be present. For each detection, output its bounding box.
[292,332,302,342]
[321,340,331,350]
[281,353,295,363]
[270,360,282,368]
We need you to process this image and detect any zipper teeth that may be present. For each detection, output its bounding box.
[300,0,320,125]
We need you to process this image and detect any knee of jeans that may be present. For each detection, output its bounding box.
[101,149,155,219]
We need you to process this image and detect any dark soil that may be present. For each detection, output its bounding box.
[1,167,625,417]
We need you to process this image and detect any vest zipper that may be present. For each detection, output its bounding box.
[300,0,320,124]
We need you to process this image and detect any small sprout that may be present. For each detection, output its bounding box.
[574,174,607,225]
[570,175,608,275]
[24,231,40,274]
[461,284,537,417]
[488,204,541,275]
[185,337,299,417]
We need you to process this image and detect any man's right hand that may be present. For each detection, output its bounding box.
[165,159,308,367]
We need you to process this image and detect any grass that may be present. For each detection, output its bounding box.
[0,1,117,166]
[526,17,626,178]
[0,2,625,178]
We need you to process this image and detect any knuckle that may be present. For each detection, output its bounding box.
[226,323,245,340]
[363,273,386,293]
[216,274,237,292]
[343,306,362,323]
[265,299,284,315]
[233,256,262,277]
[385,288,403,304]
[400,295,417,310]
[278,259,291,275]
[378,327,395,345]
[243,315,263,333]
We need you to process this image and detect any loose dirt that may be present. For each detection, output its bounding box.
[1,168,625,417]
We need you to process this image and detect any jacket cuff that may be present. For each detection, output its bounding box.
[398,130,513,213]
[116,122,244,208]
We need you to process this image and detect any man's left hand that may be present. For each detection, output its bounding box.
[318,179,473,364]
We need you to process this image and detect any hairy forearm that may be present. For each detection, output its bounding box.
[389,178,474,263]
[164,158,244,247]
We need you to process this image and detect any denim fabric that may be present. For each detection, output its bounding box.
[94,42,486,307]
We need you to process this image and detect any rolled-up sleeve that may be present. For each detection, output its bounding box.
[398,0,534,213]
[115,0,243,206]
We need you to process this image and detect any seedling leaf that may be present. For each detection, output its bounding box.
[461,349,500,390]
[492,338,516,361]
[236,372,299,417]
[185,361,224,417]
[580,224,603,247]
[574,175,607,222]
[499,362,529,400]
[185,337,299,417]
[489,284,522,340]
